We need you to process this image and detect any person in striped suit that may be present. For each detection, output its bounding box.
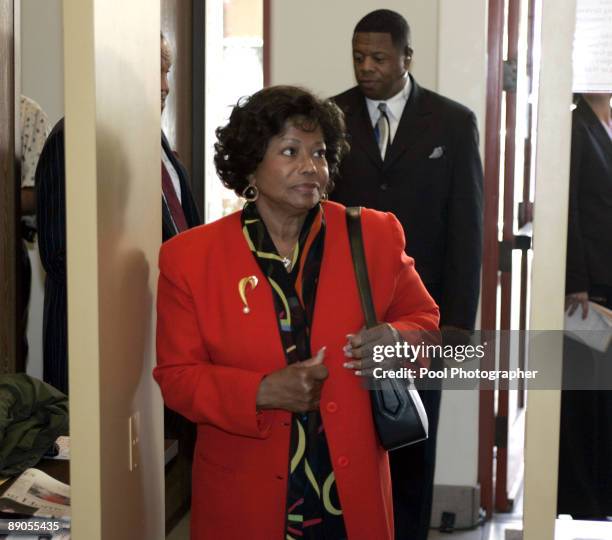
[35,34,200,394]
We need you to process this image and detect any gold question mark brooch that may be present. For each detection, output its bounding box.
[238,276,259,314]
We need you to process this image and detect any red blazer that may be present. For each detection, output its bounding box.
[154,201,439,540]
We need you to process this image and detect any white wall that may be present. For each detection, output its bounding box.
[434,0,487,488]
[270,0,439,97]
[21,0,64,125]
[21,0,64,381]
[270,0,487,489]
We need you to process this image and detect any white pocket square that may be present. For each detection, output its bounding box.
[428,146,444,159]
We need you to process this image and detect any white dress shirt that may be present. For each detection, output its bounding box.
[365,75,412,144]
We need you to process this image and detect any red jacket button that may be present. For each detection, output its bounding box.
[326,401,338,413]
[337,456,349,468]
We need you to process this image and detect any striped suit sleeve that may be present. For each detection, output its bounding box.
[35,124,66,281]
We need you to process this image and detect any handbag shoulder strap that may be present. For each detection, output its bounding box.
[346,207,377,329]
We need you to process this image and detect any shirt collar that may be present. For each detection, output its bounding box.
[365,74,411,125]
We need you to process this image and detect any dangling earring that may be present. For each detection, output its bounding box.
[320,191,328,201]
[242,184,259,202]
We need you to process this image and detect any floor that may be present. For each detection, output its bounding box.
[427,516,523,540]
[167,486,612,540]
[167,513,612,540]
[167,504,524,540]
[428,486,523,540]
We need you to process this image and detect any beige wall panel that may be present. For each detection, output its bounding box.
[65,0,164,538]
[270,0,439,97]
[524,0,576,538]
[64,1,101,537]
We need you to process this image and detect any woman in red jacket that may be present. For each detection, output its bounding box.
[154,86,439,540]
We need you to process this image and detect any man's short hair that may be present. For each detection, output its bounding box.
[354,9,412,55]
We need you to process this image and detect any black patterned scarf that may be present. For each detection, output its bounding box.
[241,202,346,540]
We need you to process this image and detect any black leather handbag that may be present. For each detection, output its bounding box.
[346,207,428,451]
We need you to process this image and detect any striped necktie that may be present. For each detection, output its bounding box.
[374,102,391,160]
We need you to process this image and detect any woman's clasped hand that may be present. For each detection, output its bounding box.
[256,347,328,412]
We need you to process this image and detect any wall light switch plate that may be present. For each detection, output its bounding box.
[128,412,140,472]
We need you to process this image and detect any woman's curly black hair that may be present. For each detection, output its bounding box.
[214,86,350,196]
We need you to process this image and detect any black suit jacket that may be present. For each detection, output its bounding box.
[566,98,612,294]
[331,77,483,329]
[161,132,201,242]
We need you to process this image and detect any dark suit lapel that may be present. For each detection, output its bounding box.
[579,101,612,161]
[161,131,201,229]
[384,76,432,171]
[342,89,384,168]
[590,123,612,163]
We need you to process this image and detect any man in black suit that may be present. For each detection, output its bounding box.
[558,93,612,520]
[36,34,200,394]
[565,93,612,315]
[330,10,483,540]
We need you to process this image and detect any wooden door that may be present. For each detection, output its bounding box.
[0,0,23,374]
[480,0,537,516]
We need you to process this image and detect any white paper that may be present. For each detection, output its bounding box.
[0,468,70,518]
[565,301,612,352]
[573,0,612,92]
